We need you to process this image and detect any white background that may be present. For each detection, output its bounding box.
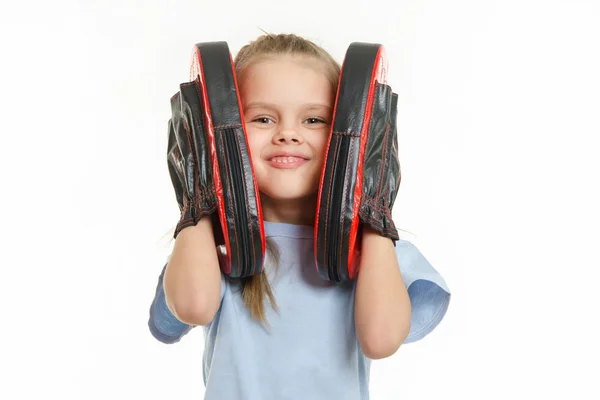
[1,0,599,399]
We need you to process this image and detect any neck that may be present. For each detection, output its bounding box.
[260,193,317,226]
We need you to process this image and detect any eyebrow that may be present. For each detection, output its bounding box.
[244,102,332,112]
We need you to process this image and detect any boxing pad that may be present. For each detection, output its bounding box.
[167,42,266,279]
[314,42,401,283]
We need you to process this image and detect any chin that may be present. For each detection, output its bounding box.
[261,189,314,201]
[259,184,318,202]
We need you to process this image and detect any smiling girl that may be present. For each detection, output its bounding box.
[148,33,451,400]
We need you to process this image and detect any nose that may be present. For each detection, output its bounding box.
[272,126,304,145]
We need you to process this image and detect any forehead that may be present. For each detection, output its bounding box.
[239,55,333,108]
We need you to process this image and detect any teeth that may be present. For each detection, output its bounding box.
[270,156,303,164]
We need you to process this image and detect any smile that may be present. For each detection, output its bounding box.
[270,156,307,164]
[267,156,309,169]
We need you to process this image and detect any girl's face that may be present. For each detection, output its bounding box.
[240,55,334,204]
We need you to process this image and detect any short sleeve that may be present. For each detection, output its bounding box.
[148,255,228,344]
[148,259,193,344]
[395,240,451,344]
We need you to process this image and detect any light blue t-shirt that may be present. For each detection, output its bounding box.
[148,222,451,399]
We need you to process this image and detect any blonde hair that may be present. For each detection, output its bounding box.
[233,33,341,325]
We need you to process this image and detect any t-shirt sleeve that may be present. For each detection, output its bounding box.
[395,240,451,344]
[147,260,194,344]
[148,255,228,344]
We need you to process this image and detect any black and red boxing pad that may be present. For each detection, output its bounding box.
[168,41,266,278]
[314,42,401,282]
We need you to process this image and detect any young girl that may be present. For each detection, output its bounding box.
[149,33,451,399]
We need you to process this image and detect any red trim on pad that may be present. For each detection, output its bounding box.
[191,47,232,274]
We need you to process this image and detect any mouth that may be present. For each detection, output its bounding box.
[266,153,310,169]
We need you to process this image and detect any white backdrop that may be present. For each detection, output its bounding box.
[1,0,599,399]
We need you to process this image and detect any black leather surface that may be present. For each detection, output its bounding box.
[358,85,400,240]
[315,42,400,283]
[166,42,265,278]
[193,42,265,278]
[167,82,218,238]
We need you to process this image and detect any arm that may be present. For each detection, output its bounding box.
[148,262,193,344]
[163,217,222,326]
[355,226,412,360]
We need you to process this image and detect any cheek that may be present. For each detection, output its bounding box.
[246,129,261,156]
[246,129,267,170]
[313,132,330,162]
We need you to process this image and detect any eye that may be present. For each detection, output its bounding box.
[251,116,274,124]
[304,117,328,125]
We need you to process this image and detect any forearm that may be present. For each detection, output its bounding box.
[163,217,222,326]
[355,226,411,359]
